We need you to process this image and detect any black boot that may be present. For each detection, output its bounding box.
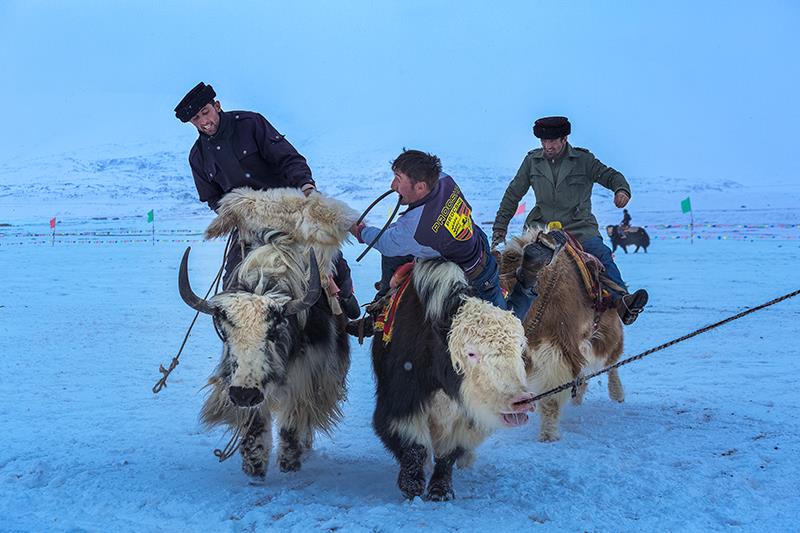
[516,241,554,289]
[618,288,649,325]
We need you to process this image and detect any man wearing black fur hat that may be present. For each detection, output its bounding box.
[175,82,360,319]
[492,116,648,325]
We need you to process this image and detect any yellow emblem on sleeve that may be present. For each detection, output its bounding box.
[444,197,474,241]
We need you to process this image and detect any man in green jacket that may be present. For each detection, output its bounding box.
[492,116,648,325]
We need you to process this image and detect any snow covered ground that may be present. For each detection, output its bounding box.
[1,150,799,531]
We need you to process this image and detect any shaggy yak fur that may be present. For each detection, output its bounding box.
[606,224,651,253]
[179,187,358,478]
[206,186,358,281]
[500,229,625,442]
[371,259,535,501]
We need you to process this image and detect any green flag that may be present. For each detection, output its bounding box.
[680,197,692,214]
[147,209,154,223]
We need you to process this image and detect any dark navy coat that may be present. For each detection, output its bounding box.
[189,110,314,210]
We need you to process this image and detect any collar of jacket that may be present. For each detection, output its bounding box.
[199,110,235,142]
[532,143,578,160]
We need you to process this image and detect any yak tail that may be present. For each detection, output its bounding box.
[641,228,651,247]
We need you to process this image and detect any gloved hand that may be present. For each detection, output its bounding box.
[491,229,507,250]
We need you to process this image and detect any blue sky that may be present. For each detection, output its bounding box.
[1,0,798,183]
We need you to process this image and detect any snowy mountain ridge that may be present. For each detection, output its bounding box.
[2,144,796,226]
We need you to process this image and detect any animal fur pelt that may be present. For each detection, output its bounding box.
[204,187,359,291]
[205,187,359,250]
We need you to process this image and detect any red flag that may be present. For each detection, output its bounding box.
[514,203,526,216]
[49,217,56,229]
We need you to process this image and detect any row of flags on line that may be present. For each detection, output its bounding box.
[49,210,155,229]
[43,198,692,229]
[510,197,693,217]
[512,198,692,217]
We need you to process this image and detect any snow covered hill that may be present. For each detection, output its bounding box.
[2,144,799,237]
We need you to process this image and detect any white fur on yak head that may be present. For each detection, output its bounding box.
[203,187,358,275]
[177,246,321,407]
[415,260,536,429]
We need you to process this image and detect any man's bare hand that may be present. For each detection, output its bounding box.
[614,190,630,208]
[350,222,366,243]
[491,229,507,250]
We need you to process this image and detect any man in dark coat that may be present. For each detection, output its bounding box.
[492,116,647,325]
[175,82,359,319]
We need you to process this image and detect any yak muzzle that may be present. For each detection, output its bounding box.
[229,386,264,407]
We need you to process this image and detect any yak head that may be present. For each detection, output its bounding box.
[447,297,535,430]
[178,246,320,409]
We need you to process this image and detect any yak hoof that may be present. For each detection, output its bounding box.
[242,459,266,478]
[398,469,425,500]
[538,431,561,443]
[278,456,301,472]
[426,479,455,501]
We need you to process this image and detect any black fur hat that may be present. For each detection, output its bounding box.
[174,82,216,122]
[533,116,571,139]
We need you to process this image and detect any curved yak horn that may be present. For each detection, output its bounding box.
[178,246,215,315]
[285,249,322,315]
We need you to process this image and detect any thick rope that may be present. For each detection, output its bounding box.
[524,269,559,337]
[521,234,564,336]
[356,190,402,262]
[530,288,800,403]
[213,409,257,462]
[152,234,233,394]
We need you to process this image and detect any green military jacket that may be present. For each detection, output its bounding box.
[493,144,631,241]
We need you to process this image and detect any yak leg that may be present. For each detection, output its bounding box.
[301,429,314,457]
[571,379,589,405]
[607,367,625,403]
[374,420,428,499]
[240,410,271,478]
[277,425,304,473]
[276,409,309,472]
[456,449,476,469]
[531,343,580,442]
[396,443,428,500]
[373,396,432,499]
[538,394,566,442]
[426,448,463,501]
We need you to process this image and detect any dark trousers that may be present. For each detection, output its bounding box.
[580,235,626,298]
[469,235,535,319]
